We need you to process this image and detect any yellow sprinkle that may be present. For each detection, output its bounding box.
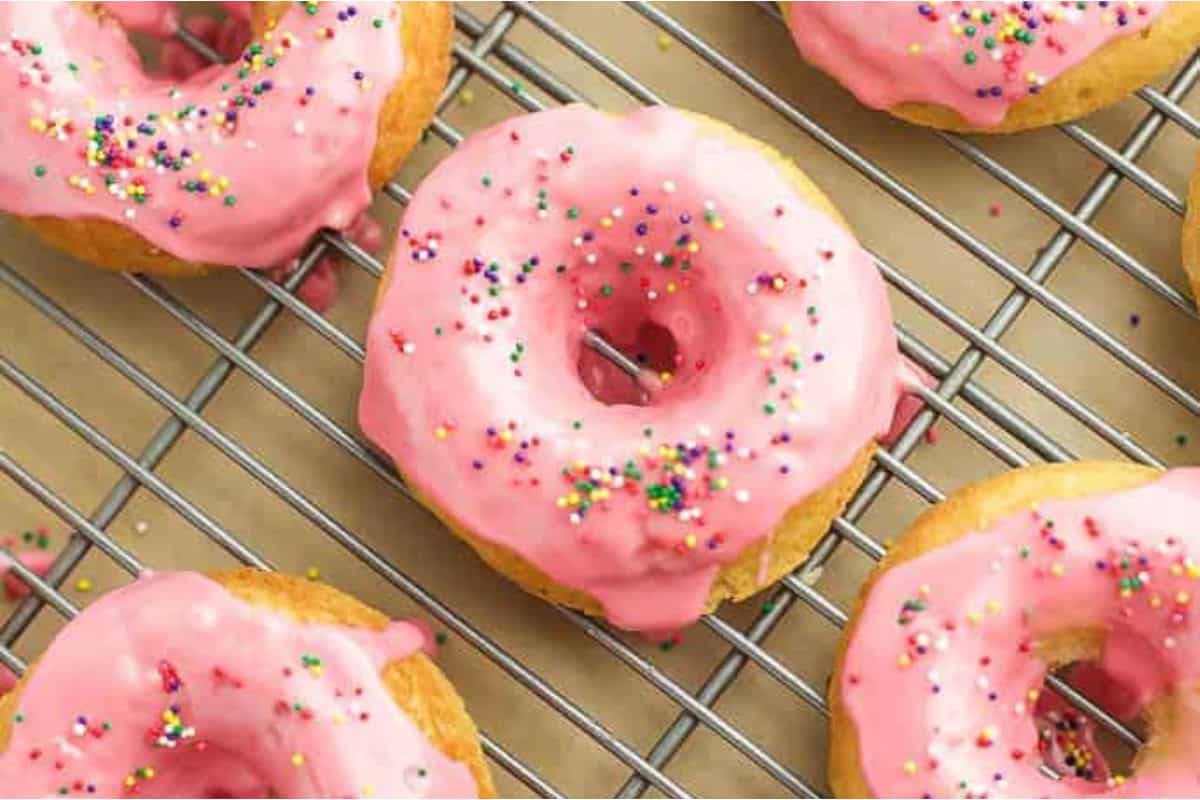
[199,169,213,182]
[711,219,725,231]
[333,712,346,724]
[361,785,375,798]
[908,43,921,54]
[1188,563,1200,579]
[434,426,448,440]
[757,346,772,359]
[757,331,773,344]
[75,578,93,592]
[459,88,475,106]
[790,398,803,410]
[209,187,221,197]
[687,241,699,253]
[144,768,155,779]
[309,665,323,678]
[952,24,963,34]
[124,778,136,788]
[1172,563,1184,576]
[985,599,1001,614]
[292,753,305,767]
[1150,594,1162,608]
[1027,688,1040,702]
[684,534,697,549]
[600,216,613,228]
[903,760,918,775]
[566,492,580,506]
[656,32,671,51]
[918,584,931,597]
[573,459,587,471]
[781,323,793,336]
[1178,591,1191,605]
[306,566,320,580]
[966,611,983,625]
[897,653,912,667]
[1050,563,1065,577]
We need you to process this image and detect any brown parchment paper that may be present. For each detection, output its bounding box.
[3,3,1200,797]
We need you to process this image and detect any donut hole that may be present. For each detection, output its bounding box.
[577,318,680,407]
[102,4,251,80]
[1035,659,1149,783]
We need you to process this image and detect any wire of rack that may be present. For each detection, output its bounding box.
[2,2,1199,796]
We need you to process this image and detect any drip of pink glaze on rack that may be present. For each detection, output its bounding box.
[0,1,402,268]
[269,213,382,312]
[0,664,14,696]
[360,104,915,634]
[786,2,1164,127]
[0,571,478,798]
[840,468,1200,796]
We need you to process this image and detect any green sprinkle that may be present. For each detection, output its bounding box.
[619,261,634,274]
[965,25,976,37]
[33,165,46,178]
[481,175,492,187]
[572,420,583,430]
[600,284,613,297]
[224,196,237,207]
[763,403,776,415]
[762,601,776,613]
[642,426,653,438]
[30,44,42,56]
[305,2,319,15]
[373,18,384,28]
[660,255,675,268]
[1176,434,1190,447]
[14,713,24,724]
[983,36,996,49]
[963,51,977,65]
[435,631,448,645]
[434,326,443,336]
[566,207,580,220]
[510,81,524,94]
[659,640,675,652]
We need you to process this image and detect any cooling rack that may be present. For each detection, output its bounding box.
[2,2,1200,796]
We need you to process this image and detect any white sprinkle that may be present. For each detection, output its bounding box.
[124,208,136,220]
[611,207,623,218]
[745,281,759,295]
[661,179,676,193]
[734,489,750,503]
[585,253,597,265]
[646,290,658,301]
[696,424,711,437]
[401,343,416,355]
[293,120,306,136]
[634,245,646,257]
[134,521,149,535]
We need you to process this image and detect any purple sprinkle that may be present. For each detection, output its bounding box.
[472,460,483,470]
[645,204,658,215]
[813,352,825,362]
[635,222,649,236]
[1129,312,1141,327]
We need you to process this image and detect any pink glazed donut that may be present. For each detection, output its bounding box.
[831,462,1200,797]
[0,1,450,276]
[782,2,1200,132]
[360,105,915,634]
[0,569,493,797]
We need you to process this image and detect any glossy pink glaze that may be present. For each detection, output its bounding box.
[841,468,1200,797]
[360,106,910,633]
[0,1,402,268]
[0,571,478,798]
[786,2,1164,127]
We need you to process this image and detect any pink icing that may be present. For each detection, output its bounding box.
[1,548,53,600]
[840,468,1200,796]
[359,105,911,633]
[785,2,1164,127]
[0,571,478,798]
[0,1,402,268]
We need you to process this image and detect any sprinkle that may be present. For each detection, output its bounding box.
[656,33,671,51]
[74,578,93,592]
[292,753,306,767]
[305,566,320,580]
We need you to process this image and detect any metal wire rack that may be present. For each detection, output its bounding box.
[2,2,1199,796]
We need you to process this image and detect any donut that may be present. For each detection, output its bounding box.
[828,461,1200,797]
[0,1,451,276]
[359,105,913,634]
[0,569,494,797]
[782,2,1200,133]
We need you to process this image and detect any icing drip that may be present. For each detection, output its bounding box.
[0,1,402,268]
[786,2,1164,127]
[841,469,1200,797]
[360,105,909,633]
[0,572,478,798]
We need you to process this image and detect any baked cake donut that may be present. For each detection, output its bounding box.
[0,1,450,276]
[359,105,915,634]
[783,2,1200,133]
[0,569,494,798]
[830,461,1200,797]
